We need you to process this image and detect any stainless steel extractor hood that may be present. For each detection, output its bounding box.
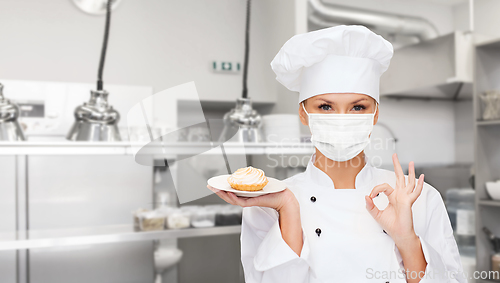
[306,0,473,100]
[308,0,439,42]
[380,31,473,100]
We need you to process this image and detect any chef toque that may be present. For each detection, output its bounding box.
[270,25,394,104]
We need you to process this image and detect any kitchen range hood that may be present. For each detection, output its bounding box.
[306,0,473,100]
[308,0,438,42]
[380,31,473,100]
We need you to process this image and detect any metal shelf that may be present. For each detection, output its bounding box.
[0,141,131,155]
[474,41,500,274]
[0,142,314,156]
[475,36,500,49]
[478,200,500,207]
[0,225,241,251]
[477,120,500,126]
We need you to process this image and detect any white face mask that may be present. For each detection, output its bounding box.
[302,102,377,162]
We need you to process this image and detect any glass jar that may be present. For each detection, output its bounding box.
[191,207,216,228]
[215,205,243,226]
[167,208,191,229]
[480,90,500,120]
[447,188,476,248]
[137,210,166,231]
[132,208,149,232]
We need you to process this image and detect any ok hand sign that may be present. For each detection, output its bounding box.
[365,153,424,245]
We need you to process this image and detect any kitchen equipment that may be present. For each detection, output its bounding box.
[483,227,500,253]
[190,207,216,228]
[483,227,500,281]
[207,175,286,197]
[380,31,473,100]
[134,209,168,232]
[67,0,122,142]
[219,98,262,143]
[133,208,149,232]
[155,191,175,208]
[215,205,242,226]
[66,90,121,141]
[416,164,473,197]
[446,188,476,247]
[154,248,183,283]
[0,83,26,141]
[0,79,152,140]
[480,91,500,120]
[262,114,300,143]
[486,181,500,201]
[446,188,475,230]
[166,208,191,229]
[27,155,154,283]
[72,0,123,15]
[219,0,263,143]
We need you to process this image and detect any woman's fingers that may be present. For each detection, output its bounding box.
[216,191,236,205]
[207,185,220,193]
[208,185,289,210]
[407,161,416,194]
[369,183,395,199]
[207,185,236,205]
[365,195,381,220]
[209,186,270,208]
[410,174,425,201]
[227,192,272,208]
[226,191,246,206]
[392,153,405,188]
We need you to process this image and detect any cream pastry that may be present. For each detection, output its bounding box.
[227,166,269,191]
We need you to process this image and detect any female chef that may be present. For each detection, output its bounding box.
[208,25,465,283]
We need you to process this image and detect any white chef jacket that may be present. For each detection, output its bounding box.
[241,155,466,283]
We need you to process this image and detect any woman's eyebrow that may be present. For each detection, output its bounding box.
[316,98,335,104]
[350,98,368,104]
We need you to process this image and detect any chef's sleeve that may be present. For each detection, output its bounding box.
[240,206,311,283]
[414,186,467,283]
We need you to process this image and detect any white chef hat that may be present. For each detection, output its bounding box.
[270,25,394,104]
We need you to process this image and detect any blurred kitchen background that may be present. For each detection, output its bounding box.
[1,0,500,282]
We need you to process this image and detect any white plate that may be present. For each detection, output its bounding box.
[207,175,286,197]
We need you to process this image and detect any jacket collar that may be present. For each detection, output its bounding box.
[304,153,373,191]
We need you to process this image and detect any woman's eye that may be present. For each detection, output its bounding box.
[319,104,332,111]
[352,105,366,111]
